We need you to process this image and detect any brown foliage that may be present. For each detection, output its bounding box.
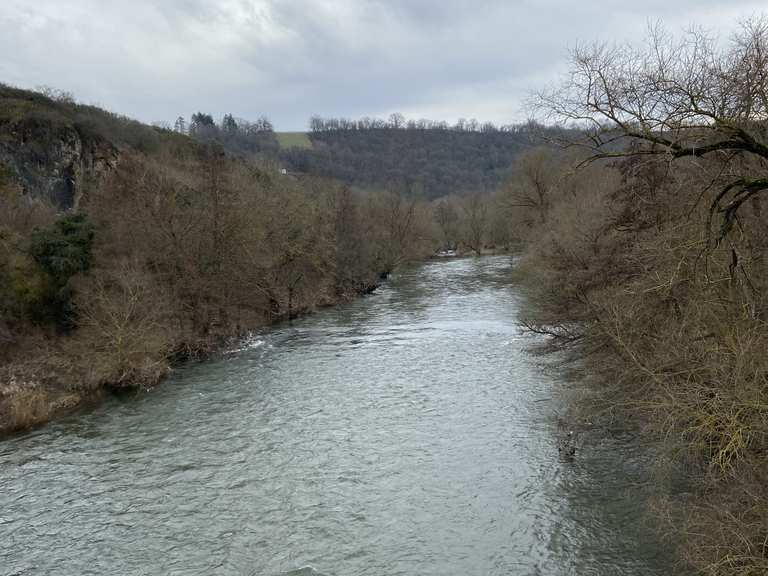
[515,134,768,575]
[513,19,768,572]
[1,125,441,434]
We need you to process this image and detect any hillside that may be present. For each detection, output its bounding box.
[278,119,574,199]
[169,116,569,199]
[0,84,200,209]
[0,85,438,434]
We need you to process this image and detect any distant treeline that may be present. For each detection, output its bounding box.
[308,113,536,133]
[283,116,573,199]
[164,112,280,159]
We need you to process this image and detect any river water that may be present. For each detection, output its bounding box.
[1,257,680,575]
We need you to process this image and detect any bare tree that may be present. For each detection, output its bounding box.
[434,198,459,250]
[499,148,562,224]
[173,116,186,134]
[388,113,405,129]
[460,193,487,256]
[73,262,174,387]
[534,17,768,244]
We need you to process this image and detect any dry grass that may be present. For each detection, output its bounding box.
[276,131,313,150]
[1,387,51,432]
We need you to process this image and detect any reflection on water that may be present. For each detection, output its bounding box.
[0,257,681,575]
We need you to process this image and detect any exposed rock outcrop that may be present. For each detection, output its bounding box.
[0,113,118,209]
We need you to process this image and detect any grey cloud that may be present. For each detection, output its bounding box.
[1,0,764,129]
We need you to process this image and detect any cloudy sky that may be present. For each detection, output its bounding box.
[1,1,765,130]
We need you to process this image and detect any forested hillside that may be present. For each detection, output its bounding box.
[280,118,573,198]
[0,85,438,434]
[160,111,576,200]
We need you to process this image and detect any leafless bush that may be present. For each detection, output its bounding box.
[70,262,175,388]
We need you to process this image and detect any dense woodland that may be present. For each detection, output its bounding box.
[282,117,564,198]
[169,109,562,200]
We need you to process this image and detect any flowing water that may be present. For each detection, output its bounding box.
[1,257,680,575]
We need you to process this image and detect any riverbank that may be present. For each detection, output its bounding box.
[1,251,498,435]
[0,282,381,438]
[509,152,768,574]
[1,86,444,439]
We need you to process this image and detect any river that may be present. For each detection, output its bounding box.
[0,256,680,575]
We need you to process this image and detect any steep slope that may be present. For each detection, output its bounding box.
[0,86,438,435]
[0,87,118,209]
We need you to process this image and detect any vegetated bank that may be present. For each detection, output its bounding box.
[0,85,439,435]
[512,18,768,576]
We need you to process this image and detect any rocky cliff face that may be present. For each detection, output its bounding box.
[0,115,118,210]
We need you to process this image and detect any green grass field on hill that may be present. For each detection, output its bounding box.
[276,131,312,149]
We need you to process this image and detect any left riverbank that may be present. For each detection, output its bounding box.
[0,85,439,439]
[0,280,382,437]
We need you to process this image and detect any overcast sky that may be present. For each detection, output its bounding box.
[1,1,765,130]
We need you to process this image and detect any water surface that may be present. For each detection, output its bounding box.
[1,257,679,575]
